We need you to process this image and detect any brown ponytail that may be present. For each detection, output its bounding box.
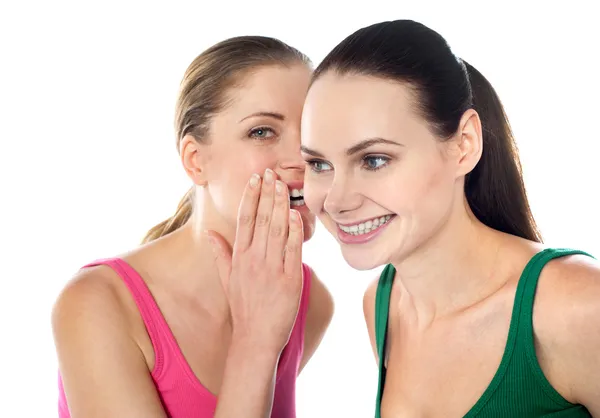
[141,187,194,244]
[141,36,310,244]
[461,61,542,243]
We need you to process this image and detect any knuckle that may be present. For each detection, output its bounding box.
[256,213,270,227]
[274,194,287,206]
[238,214,254,227]
[270,224,284,238]
[285,243,300,254]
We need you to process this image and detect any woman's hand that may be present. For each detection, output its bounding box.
[207,168,304,355]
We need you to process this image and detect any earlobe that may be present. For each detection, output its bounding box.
[180,134,208,186]
[455,109,483,177]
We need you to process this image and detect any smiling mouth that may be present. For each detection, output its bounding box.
[337,215,394,236]
[289,187,304,207]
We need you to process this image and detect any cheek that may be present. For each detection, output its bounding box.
[373,160,454,217]
[302,175,327,214]
[405,163,456,221]
[209,151,276,218]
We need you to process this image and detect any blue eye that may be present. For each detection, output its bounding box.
[249,127,276,139]
[307,160,333,173]
[363,155,389,171]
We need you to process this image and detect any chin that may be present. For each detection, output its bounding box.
[302,220,316,243]
[300,212,316,243]
[340,246,389,271]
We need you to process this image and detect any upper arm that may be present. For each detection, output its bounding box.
[535,255,600,415]
[52,269,167,418]
[562,260,600,415]
[298,267,334,373]
[363,276,379,364]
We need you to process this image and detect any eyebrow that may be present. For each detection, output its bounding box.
[239,111,285,123]
[301,137,403,158]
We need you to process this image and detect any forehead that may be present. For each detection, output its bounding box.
[222,64,312,122]
[301,73,423,149]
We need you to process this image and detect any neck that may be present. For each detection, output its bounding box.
[391,201,509,327]
[145,196,235,320]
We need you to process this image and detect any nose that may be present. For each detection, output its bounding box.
[323,172,361,216]
[278,139,305,172]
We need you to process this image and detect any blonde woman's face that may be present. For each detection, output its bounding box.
[196,64,316,241]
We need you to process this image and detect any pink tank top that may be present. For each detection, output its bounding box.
[58,258,312,418]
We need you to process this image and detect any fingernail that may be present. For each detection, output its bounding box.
[290,209,299,223]
[275,180,284,195]
[249,174,260,188]
[264,169,274,184]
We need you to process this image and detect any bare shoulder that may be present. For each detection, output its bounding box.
[305,265,334,319]
[299,265,334,372]
[534,252,600,412]
[363,275,381,361]
[52,264,166,416]
[303,265,334,337]
[52,265,128,332]
[51,264,138,356]
[363,274,380,317]
[535,252,600,338]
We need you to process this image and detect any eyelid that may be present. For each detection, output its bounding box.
[248,126,277,139]
[305,158,333,173]
[361,154,391,171]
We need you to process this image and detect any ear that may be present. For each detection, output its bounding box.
[454,109,483,178]
[180,134,209,187]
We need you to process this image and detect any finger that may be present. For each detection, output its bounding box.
[266,180,290,266]
[283,209,304,279]
[233,173,261,253]
[206,230,233,292]
[252,168,276,256]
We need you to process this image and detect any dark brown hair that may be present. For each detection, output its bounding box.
[142,36,310,244]
[313,20,541,242]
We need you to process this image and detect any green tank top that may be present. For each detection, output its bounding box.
[374,248,594,418]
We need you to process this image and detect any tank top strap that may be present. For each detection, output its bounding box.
[374,264,396,418]
[82,258,167,378]
[512,248,595,401]
[515,248,595,339]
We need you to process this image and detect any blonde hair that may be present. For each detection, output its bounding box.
[141,36,310,244]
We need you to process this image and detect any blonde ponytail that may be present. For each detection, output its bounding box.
[142,187,194,244]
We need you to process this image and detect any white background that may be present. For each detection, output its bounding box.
[1,1,599,416]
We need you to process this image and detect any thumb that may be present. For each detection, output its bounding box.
[205,230,232,291]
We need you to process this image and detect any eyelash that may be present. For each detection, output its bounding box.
[362,155,390,171]
[248,126,277,140]
[306,155,391,173]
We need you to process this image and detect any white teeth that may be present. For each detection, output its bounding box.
[290,188,304,199]
[290,199,305,207]
[338,215,392,235]
[289,188,304,207]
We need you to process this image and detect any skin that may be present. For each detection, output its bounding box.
[52,64,334,418]
[301,72,600,417]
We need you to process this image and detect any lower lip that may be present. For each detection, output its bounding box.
[336,217,395,245]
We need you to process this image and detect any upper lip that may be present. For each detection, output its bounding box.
[285,180,304,191]
[334,214,394,227]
